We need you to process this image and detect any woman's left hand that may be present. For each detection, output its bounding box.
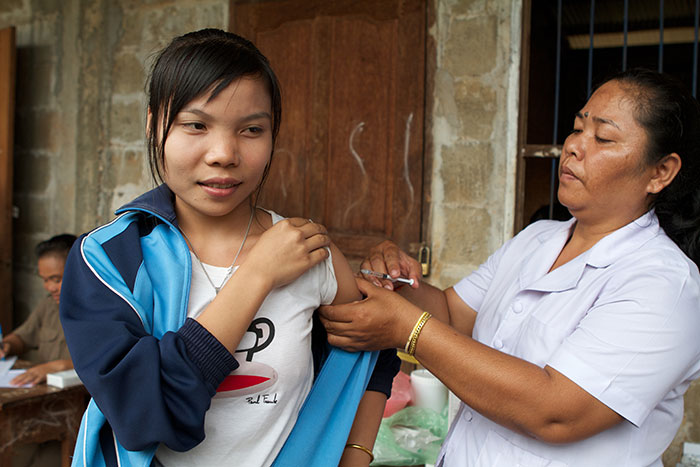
[10,362,52,387]
[9,360,72,387]
[244,217,330,290]
[319,278,423,352]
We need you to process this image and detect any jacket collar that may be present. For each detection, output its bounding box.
[520,210,660,293]
[114,184,179,227]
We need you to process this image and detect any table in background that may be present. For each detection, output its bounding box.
[0,362,88,467]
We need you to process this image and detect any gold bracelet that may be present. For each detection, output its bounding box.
[404,311,429,353]
[406,311,432,356]
[345,443,374,462]
[408,312,431,356]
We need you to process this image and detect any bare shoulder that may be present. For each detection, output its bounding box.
[254,207,274,230]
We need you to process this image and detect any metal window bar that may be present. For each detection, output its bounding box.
[530,0,700,222]
[659,0,665,72]
[548,0,595,220]
[549,0,563,220]
[694,0,699,97]
[623,0,629,71]
[587,0,595,97]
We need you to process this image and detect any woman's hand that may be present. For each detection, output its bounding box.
[319,278,424,352]
[0,341,10,359]
[10,360,72,387]
[11,365,47,386]
[0,334,24,360]
[360,240,421,290]
[245,218,331,290]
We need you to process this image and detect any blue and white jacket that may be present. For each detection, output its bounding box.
[60,185,399,467]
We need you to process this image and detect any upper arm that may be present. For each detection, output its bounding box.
[329,242,362,304]
[12,306,41,345]
[328,242,399,396]
[537,365,622,443]
[445,287,478,337]
[545,261,700,433]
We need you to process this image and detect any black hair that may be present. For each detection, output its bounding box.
[600,68,700,266]
[35,234,77,260]
[146,28,282,204]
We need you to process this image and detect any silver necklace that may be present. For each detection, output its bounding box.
[181,209,255,294]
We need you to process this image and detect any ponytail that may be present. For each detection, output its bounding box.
[603,68,700,266]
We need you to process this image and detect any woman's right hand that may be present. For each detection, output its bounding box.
[245,217,331,289]
[0,341,9,359]
[360,240,422,290]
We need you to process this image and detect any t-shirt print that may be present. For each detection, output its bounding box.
[215,317,278,399]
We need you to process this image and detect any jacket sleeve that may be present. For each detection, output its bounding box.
[365,348,401,397]
[60,234,238,452]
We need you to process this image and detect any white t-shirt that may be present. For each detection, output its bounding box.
[156,211,338,467]
[437,211,700,467]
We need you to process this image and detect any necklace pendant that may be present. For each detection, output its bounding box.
[182,208,255,296]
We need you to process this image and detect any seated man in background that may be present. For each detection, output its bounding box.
[0,233,76,386]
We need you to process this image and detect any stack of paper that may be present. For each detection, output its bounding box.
[0,356,31,388]
[0,355,16,376]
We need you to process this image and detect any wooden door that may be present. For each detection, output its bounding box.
[0,26,15,333]
[232,0,426,262]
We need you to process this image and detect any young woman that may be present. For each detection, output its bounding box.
[60,29,397,467]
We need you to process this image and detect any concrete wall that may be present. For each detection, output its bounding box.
[426,0,520,289]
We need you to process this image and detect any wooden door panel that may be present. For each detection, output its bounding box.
[233,0,425,260]
[256,21,314,218]
[0,26,15,332]
[325,17,395,235]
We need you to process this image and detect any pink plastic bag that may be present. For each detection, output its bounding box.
[383,371,412,417]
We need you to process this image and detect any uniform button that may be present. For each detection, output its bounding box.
[512,302,523,313]
[493,338,503,349]
[462,410,473,422]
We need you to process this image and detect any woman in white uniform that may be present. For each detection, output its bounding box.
[318,68,700,466]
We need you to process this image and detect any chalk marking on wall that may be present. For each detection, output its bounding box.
[349,122,367,176]
[343,122,369,224]
[402,113,415,218]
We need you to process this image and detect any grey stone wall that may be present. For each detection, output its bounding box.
[427,0,520,289]
[2,0,82,323]
[0,0,228,324]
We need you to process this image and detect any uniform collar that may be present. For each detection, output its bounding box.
[585,210,659,268]
[520,210,660,293]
